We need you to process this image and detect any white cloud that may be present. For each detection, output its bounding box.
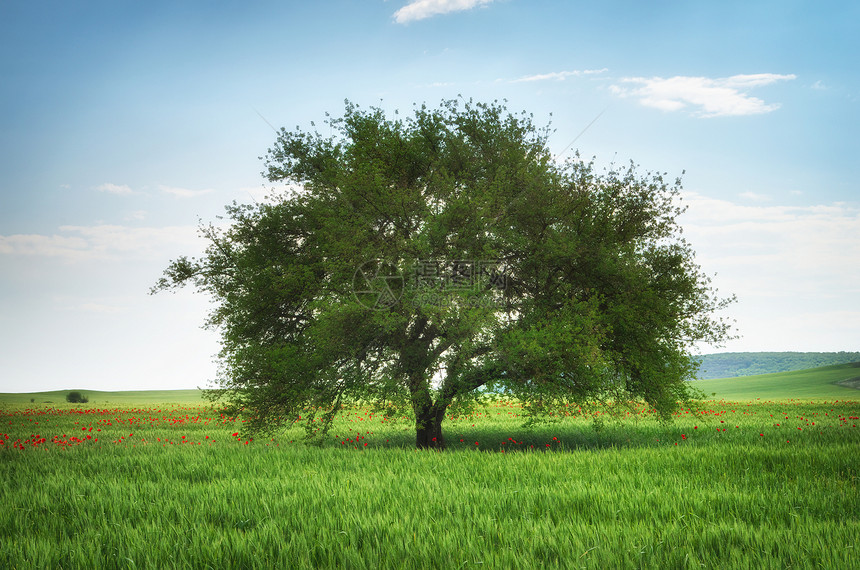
[680,194,860,310]
[95,182,134,195]
[0,225,202,262]
[610,73,796,117]
[159,184,213,198]
[811,80,827,90]
[0,233,90,258]
[394,0,494,24]
[125,210,148,221]
[512,68,608,83]
[738,191,772,202]
[721,73,797,88]
[680,193,860,346]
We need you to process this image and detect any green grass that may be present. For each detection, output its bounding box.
[1,394,858,569]
[692,361,860,400]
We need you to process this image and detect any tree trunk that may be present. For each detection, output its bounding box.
[415,402,448,450]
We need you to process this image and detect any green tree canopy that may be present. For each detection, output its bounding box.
[66,391,88,404]
[153,99,734,448]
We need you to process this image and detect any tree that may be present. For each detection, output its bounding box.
[66,391,88,404]
[153,99,734,449]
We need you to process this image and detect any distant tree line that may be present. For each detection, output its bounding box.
[695,352,860,379]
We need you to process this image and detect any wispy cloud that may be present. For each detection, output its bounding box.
[0,233,90,258]
[159,184,213,199]
[95,183,134,195]
[738,191,772,202]
[0,225,201,262]
[511,68,608,83]
[394,0,494,24]
[682,193,860,297]
[681,194,860,350]
[610,73,796,117]
[125,210,148,221]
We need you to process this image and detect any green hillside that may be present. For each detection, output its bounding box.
[5,362,860,406]
[696,351,860,379]
[692,362,860,401]
[0,389,205,406]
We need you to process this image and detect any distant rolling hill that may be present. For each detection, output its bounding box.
[692,362,860,401]
[0,389,205,406]
[695,351,860,379]
[4,363,860,407]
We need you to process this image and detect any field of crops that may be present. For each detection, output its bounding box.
[1,393,858,569]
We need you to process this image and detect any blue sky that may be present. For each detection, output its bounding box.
[1,0,858,392]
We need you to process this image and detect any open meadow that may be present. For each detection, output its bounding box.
[1,368,858,569]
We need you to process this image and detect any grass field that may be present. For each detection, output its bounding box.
[1,369,858,569]
[693,361,860,400]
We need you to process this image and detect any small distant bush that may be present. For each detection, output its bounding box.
[66,391,89,404]
[30,398,35,403]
